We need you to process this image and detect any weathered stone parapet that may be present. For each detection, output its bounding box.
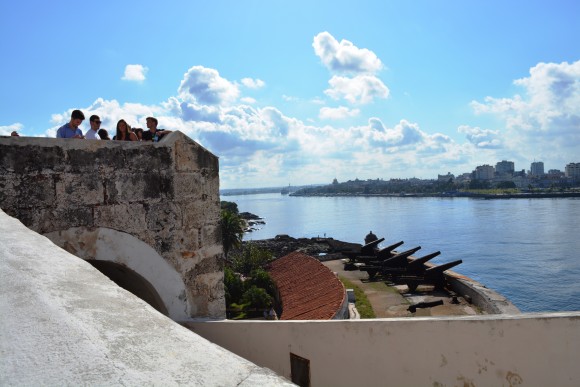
[0,132,225,319]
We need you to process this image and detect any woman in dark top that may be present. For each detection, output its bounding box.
[113,119,138,141]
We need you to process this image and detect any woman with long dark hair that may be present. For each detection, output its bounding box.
[113,119,138,141]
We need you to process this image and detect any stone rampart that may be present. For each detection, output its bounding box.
[0,133,225,320]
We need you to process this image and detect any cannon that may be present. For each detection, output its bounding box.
[360,237,385,256]
[375,241,405,259]
[378,246,422,267]
[406,251,441,273]
[404,259,463,291]
[359,246,421,279]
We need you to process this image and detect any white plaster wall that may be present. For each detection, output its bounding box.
[0,209,292,386]
[187,312,580,387]
[45,227,190,320]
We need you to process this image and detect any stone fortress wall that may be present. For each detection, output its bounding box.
[0,133,225,320]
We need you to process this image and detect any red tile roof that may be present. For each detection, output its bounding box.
[268,251,345,320]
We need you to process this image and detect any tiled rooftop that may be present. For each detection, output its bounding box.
[268,251,345,320]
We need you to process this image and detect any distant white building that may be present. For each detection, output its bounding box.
[565,163,580,178]
[530,161,545,176]
[495,160,514,176]
[475,165,495,180]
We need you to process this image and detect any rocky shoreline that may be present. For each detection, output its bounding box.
[238,212,362,260]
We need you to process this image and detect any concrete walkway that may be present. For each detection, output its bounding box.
[324,259,480,318]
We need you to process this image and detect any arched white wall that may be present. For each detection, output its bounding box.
[44,227,189,320]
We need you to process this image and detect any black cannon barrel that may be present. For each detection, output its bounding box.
[376,241,405,259]
[407,251,441,270]
[380,246,421,267]
[360,237,385,255]
[425,259,462,276]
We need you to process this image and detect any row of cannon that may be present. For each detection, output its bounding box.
[343,237,462,291]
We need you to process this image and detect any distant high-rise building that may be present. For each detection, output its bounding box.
[495,160,515,176]
[530,161,544,176]
[565,163,580,178]
[475,164,495,180]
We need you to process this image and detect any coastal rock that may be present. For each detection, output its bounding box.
[241,234,362,261]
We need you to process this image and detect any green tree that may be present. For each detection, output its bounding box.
[241,285,273,310]
[224,266,244,305]
[247,268,276,296]
[220,209,245,258]
[231,242,273,276]
[220,201,239,214]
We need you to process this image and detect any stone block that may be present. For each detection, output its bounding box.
[55,173,102,206]
[174,141,218,172]
[145,202,182,232]
[0,143,66,174]
[94,204,147,233]
[34,207,95,234]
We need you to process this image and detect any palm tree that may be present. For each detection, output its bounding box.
[220,210,245,258]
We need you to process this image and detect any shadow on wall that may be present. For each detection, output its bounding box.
[87,260,169,316]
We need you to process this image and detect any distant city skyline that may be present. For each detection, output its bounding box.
[1,1,579,189]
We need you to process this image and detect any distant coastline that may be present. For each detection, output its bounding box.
[289,191,580,199]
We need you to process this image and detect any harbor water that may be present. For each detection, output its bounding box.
[228,193,580,313]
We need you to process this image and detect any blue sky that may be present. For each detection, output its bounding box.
[1,1,579,189]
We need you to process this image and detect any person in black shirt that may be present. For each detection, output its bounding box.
[142,116,172,142]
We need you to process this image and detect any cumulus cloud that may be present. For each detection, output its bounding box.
[178,65,239,105]
[313,31,383,74]
[122,64,148,82]
[240,78,265,89]
[470,60,580,163]
[319,106,360,120]
[324,75,389,104]
[458,125,502,149]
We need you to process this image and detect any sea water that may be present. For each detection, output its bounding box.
[228,193,580,313]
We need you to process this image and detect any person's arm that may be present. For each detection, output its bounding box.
[73,129,84,139]
[129,132,138,141]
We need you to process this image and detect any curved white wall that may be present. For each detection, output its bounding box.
[44,227,190,320]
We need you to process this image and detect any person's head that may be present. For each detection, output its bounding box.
[11,131,19,137]
[98,129,110,140]
[89,115,101,131]
[70,110,85,128]
[116,119,129,139]
[146,116,158,131]
[133,128,143,140]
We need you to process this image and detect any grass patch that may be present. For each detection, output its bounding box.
[339,276,376,319]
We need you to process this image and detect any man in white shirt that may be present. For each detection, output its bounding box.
[85,115,102,140]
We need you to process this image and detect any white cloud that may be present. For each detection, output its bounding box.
[240,97,256,104]
[240,78,265,89]
[470,60,580,165]
[319,106,360,120]
[313,31,383,74]
[324,75,389,104]
[51,56,580,188]
[178,65,239,105]
[122,64,148,82]
[458,125,502,149]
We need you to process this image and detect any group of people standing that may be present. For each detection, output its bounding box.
[56,110,171,142]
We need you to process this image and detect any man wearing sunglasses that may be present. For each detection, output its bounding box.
[85,115,102,140]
